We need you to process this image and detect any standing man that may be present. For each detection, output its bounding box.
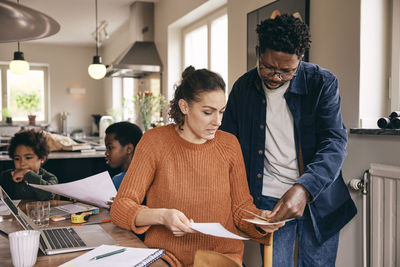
[220,14,357,266]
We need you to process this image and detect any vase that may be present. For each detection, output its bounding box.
[28,115,36,125]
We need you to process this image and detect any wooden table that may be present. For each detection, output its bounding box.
[0,200,168,267]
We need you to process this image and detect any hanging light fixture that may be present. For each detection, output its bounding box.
[9,41,30,75]
[88,0,106,80]
[9,0,30,76]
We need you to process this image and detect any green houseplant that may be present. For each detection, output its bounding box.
[2,107,13,124]
[16,92,40,125]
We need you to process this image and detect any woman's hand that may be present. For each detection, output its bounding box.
[161,209,196,237]
[11,169,31,183]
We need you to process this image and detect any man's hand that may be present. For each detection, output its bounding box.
[11,169,31,183]
[265,184,310,222]
[256,210,285,233]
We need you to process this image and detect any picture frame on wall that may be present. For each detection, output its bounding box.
[247,0,310,71]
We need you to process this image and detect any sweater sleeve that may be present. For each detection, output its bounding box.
[25,168,58,200]
[228,136,271,245]
[110,133,158,234]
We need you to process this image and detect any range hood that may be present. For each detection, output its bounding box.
[106,2,162,78]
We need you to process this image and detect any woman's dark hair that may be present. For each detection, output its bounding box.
[8,129,50,159]
[168,66,225,128]
[105,121,143,147]
[256,14,311,58]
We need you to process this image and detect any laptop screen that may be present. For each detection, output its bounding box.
[0,186,31,230]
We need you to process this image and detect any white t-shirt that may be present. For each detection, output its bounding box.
[261,81,299,199]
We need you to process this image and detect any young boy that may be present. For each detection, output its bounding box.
[0,129,58,200]
[104,121,143,190]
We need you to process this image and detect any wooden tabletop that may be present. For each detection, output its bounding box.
[0,200,168,267]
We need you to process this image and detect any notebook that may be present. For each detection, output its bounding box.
[59,244,165,267]
[0,186,117,255]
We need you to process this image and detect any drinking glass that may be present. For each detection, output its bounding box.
[26,201,50,228]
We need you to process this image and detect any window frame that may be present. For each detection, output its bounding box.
[182,7,227,83]
[0,62,50,123]
[390,0,400,112]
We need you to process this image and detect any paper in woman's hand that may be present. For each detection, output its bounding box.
[242,217,294,225]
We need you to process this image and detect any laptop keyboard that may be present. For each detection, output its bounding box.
[42,228,86,250]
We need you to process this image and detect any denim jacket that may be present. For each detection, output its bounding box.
[220,62,357,244]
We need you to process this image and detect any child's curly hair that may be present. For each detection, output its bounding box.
[8,129,50,160]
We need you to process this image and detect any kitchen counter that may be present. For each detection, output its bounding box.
[0,150,105,161]
[0,151,117,183]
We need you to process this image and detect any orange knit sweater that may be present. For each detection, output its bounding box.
[110,125,270,266]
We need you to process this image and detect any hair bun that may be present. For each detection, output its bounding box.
[182,65,196,79]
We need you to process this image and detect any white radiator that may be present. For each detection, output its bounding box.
[369,163,400,267]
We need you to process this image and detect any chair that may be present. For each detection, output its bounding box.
[264,233,273,267]
[194,250,242,267]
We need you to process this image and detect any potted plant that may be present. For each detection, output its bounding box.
[133,91,165,131]
[2,107,13,124]
[15,92,40,125]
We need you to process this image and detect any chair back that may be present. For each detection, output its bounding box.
[194,250,242,267]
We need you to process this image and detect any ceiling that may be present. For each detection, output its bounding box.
[21,0,151,46]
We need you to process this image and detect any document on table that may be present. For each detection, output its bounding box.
[29,171,116,208]
[0,200,20,215]
[190,222,249,240]
[59,244,164,267]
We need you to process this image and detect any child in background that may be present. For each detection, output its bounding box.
[104,121,143,190]
[0,129,58,200]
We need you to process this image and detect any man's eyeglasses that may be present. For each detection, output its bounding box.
[257,57,299,82]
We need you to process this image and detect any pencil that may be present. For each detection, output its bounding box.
[89,248,126,261]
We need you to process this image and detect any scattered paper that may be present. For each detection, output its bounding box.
[59,244,164,267]
[191,222,248,240]
[29,171,116,208]
[242,217,295,225]
[0,200,20,215]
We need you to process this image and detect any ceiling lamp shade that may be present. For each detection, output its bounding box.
[9,42,29,75]
[88,56,106,80]
[88,0,106,80]
[0,0,60,43]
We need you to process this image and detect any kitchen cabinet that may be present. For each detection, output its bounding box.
[0,152,120,183]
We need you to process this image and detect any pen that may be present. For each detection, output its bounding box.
[89,248,126,261]
[72,219,111,226]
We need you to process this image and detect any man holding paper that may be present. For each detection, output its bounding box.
[111,67,284,266]
[220,14,357,266]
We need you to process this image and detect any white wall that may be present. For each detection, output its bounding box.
[0,42,105,134]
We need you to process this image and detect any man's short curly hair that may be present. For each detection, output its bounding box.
[256,14,311,58]
[8,129,50,160]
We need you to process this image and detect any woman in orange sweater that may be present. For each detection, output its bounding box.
[110,66,284,266]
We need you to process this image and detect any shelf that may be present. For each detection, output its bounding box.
[349,128,400,136]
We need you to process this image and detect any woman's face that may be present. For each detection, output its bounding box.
[13,145,43,174]
[179,89,226,144]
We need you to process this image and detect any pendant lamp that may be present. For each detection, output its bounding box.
[88,0,106,80]
[9,42,30,75]
[0,0,60,43]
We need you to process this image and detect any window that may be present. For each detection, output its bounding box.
[183,9,228,87]
[0,64,48,123]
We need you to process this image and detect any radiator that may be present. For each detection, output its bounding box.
[369,163,400,267]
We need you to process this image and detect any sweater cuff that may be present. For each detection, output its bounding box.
[24,171,42,184]
[129,205,151,234]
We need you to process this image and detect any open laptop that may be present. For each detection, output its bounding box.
[0,186,117,255]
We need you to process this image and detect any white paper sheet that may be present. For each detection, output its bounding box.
[242,217,294,225]
[190,222,249,240]
[59,245,163,267]
[29,171,116,208]
[0,200,20,215]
